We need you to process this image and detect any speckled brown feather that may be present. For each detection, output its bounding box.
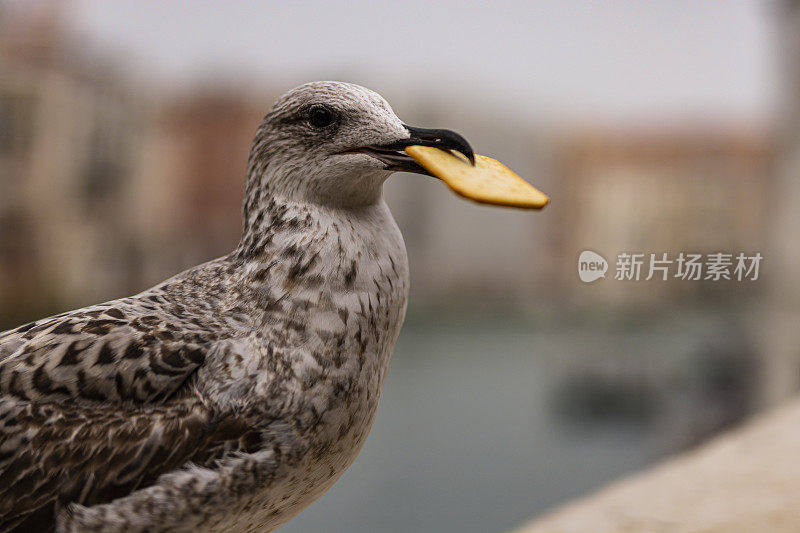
[0,397,262,531]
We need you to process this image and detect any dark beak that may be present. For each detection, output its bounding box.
[346,124,475,176]
[386,125,474,164]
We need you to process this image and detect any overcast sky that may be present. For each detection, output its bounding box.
[47,1,780,122]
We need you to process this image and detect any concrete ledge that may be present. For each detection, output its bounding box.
[514,398,800,533]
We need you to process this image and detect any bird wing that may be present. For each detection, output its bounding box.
[0,297,215,404]
[0,396,263,533]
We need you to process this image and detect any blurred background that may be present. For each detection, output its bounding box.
[0,1,798,532]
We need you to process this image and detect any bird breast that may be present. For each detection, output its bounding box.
[205,199,409,455]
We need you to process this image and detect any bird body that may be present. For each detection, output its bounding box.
[0,81,474,532]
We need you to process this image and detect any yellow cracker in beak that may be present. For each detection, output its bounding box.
[404,146,549,209]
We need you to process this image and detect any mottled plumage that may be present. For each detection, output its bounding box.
[0,81,472,532]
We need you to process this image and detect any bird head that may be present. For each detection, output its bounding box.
[245,81,473,209]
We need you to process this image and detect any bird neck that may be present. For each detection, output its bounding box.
[234,191,397,264]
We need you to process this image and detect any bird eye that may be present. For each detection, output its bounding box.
[308,105,336,128]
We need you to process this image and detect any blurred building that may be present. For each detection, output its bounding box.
[0,2,781,322]
[0,3,277,326]
[0,3,145,325]
[553,125,772,306]
[131,92,273,284]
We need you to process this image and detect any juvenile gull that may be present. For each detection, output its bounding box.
[0,81,476,532]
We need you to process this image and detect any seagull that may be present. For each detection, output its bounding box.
[0,81,478,532]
